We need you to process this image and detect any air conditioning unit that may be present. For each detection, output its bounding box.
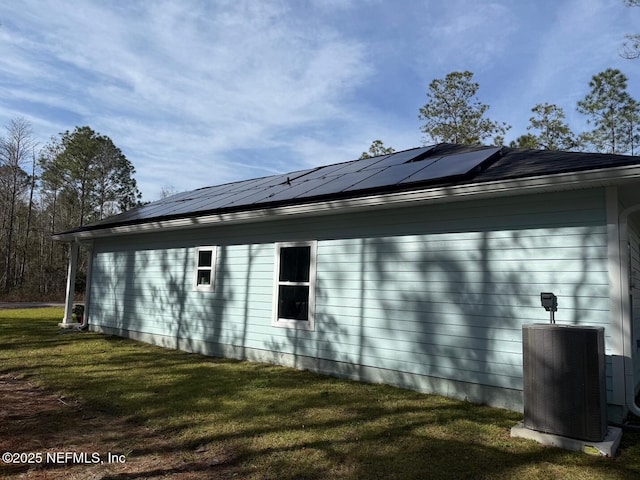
[522,324,607,442]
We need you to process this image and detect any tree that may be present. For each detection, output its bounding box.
[621,0,640,59]
[159,185,180,199]
[516,103,578,151]
[360,140,395,159]
[509,133,540,149]
[577,68,640,154]
[40,126,141,227]
[0,118,37,291]
[418,71,510,145]
[0,123,144,300]
[38,139,71,297]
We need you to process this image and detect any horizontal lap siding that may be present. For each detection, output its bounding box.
[90,243,275,347]
[314,227,608,392]
[629,223,640,384]
[89,188,609,400]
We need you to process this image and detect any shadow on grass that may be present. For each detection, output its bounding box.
[1,309,639,480]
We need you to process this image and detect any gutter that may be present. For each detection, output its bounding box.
[52,163,640,242]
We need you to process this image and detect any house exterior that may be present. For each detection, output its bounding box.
[54,144,640,423]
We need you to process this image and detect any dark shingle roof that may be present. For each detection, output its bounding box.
[61,143,640,235]
[476,148,640,182]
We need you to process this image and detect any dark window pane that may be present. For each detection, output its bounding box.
[279,246,310,282]
[278,285,309,320]
[198,250,212,267]
[197,269,211,286]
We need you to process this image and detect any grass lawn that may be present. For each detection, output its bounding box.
[1,308,640,479]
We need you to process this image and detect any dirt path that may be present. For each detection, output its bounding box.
[0,374,239,479]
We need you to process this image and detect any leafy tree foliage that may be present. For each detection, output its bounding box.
[577,68,640,154]
[360,140,395,159]
[40,126,141,227]
[419,71,510,145]
[511,103,578,150]
[0,122,144,300]
[509,133,540,149]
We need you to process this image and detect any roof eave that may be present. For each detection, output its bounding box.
[52,164,640,242]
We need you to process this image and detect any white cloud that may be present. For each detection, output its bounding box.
[418,0,518,72]
[2,0,640,203]
[0,0,375,200]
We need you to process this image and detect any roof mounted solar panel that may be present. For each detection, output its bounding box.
[288,162,350,182]
[143,146,445,216]
[150,179,264,217]
[344,160,436,192]
[122,200,188,221]
[63,144,507,232]
[257,176,334,203]
[224,182,295,207]
[360,146,436,170]
[159,191,238,217]
[279,167,318,182]
[221,177,272,192]
[294,170,380,199]
[400,147,500,185]
[351,154,394,170]
[327,156,388,176]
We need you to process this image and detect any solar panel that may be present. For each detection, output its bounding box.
[325,160,375,176]
[350,154,394,170]
[221,177,273,192]
[159,193,234,217]
[71,144,509,232]
[150,180,254,216]
[146,146,444,215]
[188,171,321,212]
[115,178,260,222]
[303,162,357,179]
[344,161,436,192]
[400,147,500,185]
[280,167,318,182]
[360,146,435,170]
[257,176,335,203]
[295,171,380,198]
[123,200,186,221]
[225,182,293,206]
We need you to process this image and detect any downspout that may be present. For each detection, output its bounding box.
[619,204,640,418]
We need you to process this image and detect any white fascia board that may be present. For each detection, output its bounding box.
[52,164,640,242]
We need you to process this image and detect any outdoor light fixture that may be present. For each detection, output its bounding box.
[540,292,558,324]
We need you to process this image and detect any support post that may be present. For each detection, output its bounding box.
[59,242,80,328]
[83,243,94,326]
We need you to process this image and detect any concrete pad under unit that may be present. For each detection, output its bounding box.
[510,422,622,457]
[58,322,83,330]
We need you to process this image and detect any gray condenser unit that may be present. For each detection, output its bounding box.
[522,324,607,442]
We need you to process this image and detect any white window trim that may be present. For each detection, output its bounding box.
[193,246,217,292]
[272,241,317,331]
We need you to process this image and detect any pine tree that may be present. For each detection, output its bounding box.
[418,71,510,145]
[577,69,640,154]
[360,140,395,159]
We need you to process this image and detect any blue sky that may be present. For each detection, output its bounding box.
[1,0,639,202]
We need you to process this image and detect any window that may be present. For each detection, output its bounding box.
[194,246,216,291]
[273,241,316,330]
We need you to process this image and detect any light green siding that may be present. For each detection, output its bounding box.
[88,187,610,410]
[629,222,640,384]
